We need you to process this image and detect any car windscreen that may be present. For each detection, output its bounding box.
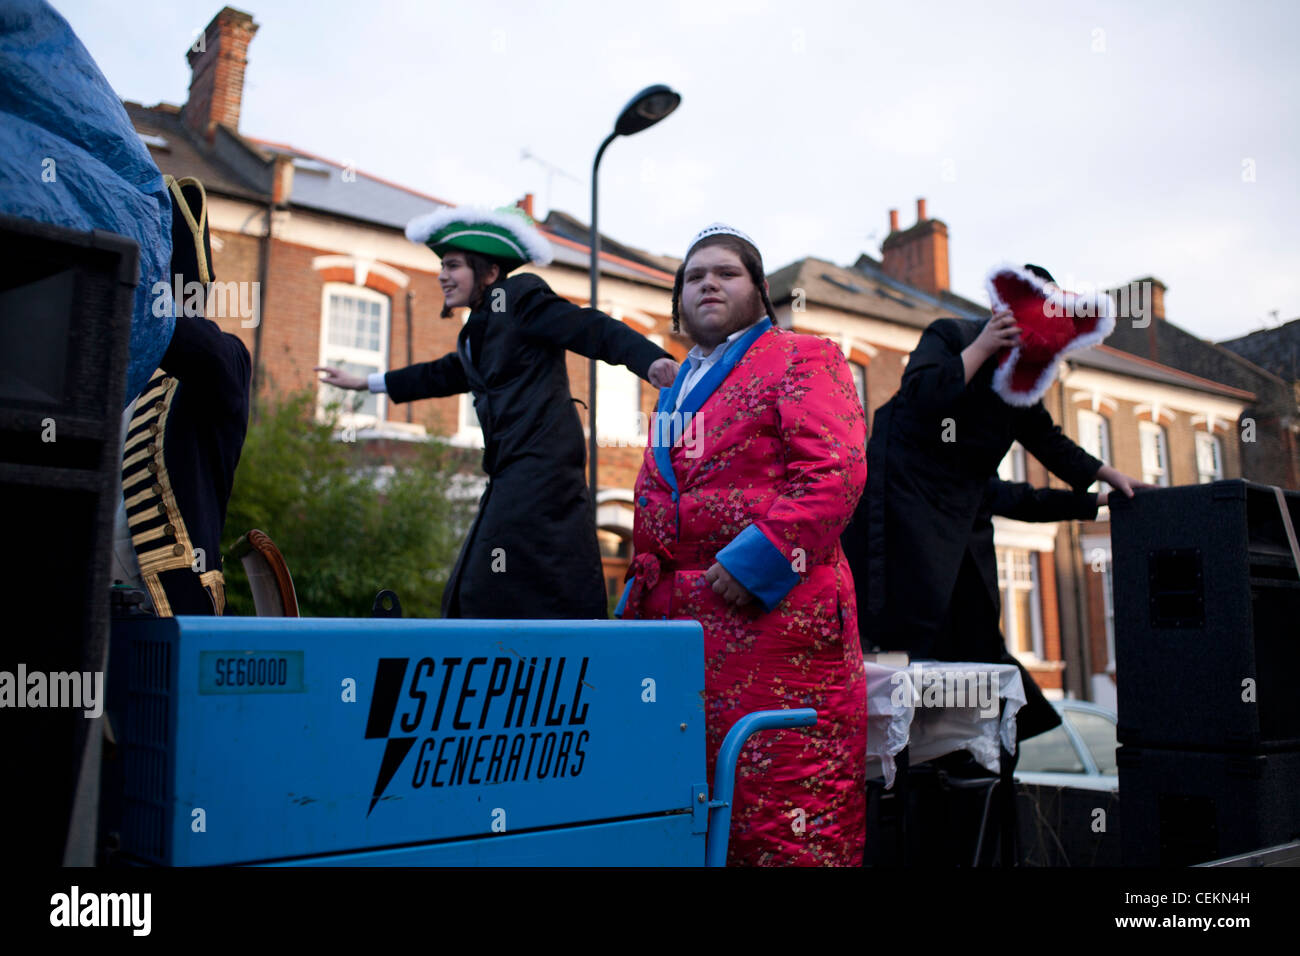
[1017,724,1084,773]
[1065,710,1118,775]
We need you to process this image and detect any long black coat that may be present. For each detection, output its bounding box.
[959,479,1100,739]
[843,317,1102,656]
[385,272,668,619]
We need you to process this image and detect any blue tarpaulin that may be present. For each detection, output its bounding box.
[0,0,173,404]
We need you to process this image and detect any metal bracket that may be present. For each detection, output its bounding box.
[691,783,710,833]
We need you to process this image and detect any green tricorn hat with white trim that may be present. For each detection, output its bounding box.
[405,205,554,272]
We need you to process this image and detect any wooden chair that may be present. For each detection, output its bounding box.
[230,529,299,617]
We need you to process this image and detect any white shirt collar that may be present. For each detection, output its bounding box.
[686,316,767,367]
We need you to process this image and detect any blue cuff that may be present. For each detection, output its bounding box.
[716,524,800,613]
[613,578,634,618]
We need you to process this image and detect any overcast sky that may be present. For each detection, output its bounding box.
[54,0,1300,341]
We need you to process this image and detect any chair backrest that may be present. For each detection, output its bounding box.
[230,529,299,617]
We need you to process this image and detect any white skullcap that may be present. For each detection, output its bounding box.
[685,222,760,260]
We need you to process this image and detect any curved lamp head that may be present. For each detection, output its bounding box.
[613,84,682,137]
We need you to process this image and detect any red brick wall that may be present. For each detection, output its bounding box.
[866,345,907,429]
[206,229,261,357]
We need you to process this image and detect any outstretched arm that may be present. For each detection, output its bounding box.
[509,274,673,383]
[318,352,469,403]
[379,353,470,403]
[986,478,1100,523]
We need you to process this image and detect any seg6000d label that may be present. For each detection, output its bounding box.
[199,651,305,694]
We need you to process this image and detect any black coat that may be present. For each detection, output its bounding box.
[844,317,1102,655]
[385,272,668,619]
[958,479,1100,740]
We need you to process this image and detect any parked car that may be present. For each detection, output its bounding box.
[1015,699,1118,792]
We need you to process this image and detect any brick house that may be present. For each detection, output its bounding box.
[127,6,693,603]
[768,200,1255,707]
[1099,281,1300,491]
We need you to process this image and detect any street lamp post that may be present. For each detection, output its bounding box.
[587,84,681,500]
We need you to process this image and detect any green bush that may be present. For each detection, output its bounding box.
[220,390,473,618]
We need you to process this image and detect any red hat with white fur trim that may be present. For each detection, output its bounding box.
[985,263,1116,406]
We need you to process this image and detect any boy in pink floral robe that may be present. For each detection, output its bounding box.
[617,224,868,866]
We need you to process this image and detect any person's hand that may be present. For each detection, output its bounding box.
[962,309,1021,382]
[704,561,754,607]
[648,357,680,389]
[974,309,1022,356]
[314,366,367,390]
[1096,464,1158,498]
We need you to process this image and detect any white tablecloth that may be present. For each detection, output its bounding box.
[865,660,1027,788]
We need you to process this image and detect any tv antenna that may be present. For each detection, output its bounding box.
[521,148,579,214]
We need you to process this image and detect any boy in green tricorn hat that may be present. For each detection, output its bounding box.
[317,205,678,618]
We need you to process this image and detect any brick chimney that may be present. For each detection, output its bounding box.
[1106,276,1167,361]
[181,7,259,142]
[516,193,535,220]
[270,154,294,205]
[880,197,950,298]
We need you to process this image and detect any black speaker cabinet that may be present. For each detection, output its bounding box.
[1118,745,1300,866]
[1110,480,1300,752]
[0,214,138,864]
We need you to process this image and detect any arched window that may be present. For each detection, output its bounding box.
[318,283,389,428]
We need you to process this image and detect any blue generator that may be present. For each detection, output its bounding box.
[102,617,812,866]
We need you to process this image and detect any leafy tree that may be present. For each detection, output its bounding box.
[220,390,473,617]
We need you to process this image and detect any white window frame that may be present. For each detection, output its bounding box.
[998,546,1045,662]
[317,283,389,429]
[596,360,644,444]
[1139,421,1170,487]
[453,313,484,448]
[1195,431,1223,484]
[456,393,484,448]
[849,361,867,415]
[997,442,1027,483]
[1076,409,1111,494]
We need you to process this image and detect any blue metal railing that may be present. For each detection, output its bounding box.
[706,707,818,867]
